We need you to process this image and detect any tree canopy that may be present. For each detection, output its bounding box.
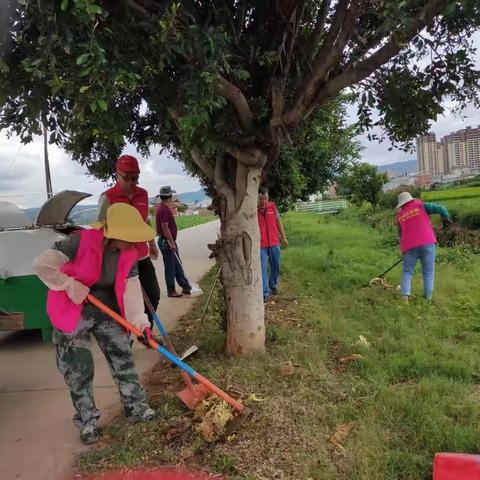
[337,162,388,206]
[1,0,479,354]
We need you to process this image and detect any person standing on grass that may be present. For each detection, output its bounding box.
[97,155,160,326]
[257,186,288,303]
[155,186,191,298]
[33,204,157,445]
[396,191,451,304]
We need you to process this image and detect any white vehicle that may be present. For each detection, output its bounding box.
[0,190,91,341]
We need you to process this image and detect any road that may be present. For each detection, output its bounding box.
[0,220,219,480]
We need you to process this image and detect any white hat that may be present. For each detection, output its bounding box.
[396,191,414,209]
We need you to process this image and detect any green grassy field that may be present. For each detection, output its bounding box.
[175,214,217,230]
[421,187,480,229]
[422,186,480,202]
[79,211,480,479]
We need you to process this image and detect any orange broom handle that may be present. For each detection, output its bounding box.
[86,294,245,412]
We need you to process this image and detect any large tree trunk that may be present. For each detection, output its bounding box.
[216,166,265,355]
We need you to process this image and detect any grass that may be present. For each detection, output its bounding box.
[175,214,217,231]
[422,186,480,202]
[78,211,480,479]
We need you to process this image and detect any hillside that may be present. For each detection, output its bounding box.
[376,159,417,176]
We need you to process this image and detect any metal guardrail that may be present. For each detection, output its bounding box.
[295,198,348,214]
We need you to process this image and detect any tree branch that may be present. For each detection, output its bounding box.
[191,147,214,180]
[214,152,235,216]
[216,76,254,133]
[309,0,332,61]
[283,0,352,126]
[285,0,449,126]
[225,145,267,168]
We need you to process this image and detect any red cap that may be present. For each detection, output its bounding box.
[116,155,140,174]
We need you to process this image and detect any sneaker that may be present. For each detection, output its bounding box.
[270,287,279,295]
[182,289,191,295]
[126,407,157,423]
[401,295,409,304]
[264,296,269,303]
[80,426,100,445]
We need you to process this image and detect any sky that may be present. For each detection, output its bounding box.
[1,31,479,209]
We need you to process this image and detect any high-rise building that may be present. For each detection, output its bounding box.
[417,125,480,175]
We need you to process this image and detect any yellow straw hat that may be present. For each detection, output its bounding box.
[93,203,154,242]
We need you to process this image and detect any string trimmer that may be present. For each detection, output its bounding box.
[368,258,402,288]
[87,294,252,434]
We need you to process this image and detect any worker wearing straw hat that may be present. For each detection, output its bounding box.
[33,204,157,445]
[396,191,451,304]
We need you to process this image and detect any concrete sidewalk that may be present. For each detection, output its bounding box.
[0,220,219,480]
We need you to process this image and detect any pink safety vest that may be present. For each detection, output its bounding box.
[397,199,436,254]
[46,229,137,333]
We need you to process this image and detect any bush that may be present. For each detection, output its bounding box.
[379,185,422,209]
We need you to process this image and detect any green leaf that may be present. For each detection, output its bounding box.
[86,4,102,15]
[76,53,90,66]
[79,85,90,93]
[61,0,69,11]
[97,99,108,111]
[90,102,97,112]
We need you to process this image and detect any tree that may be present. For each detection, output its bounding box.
[1,1,479,355]
[264,97,361,212]
[337,163,388,206]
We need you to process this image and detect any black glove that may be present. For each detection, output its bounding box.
[137,327,152,348]
[442,217,452,229]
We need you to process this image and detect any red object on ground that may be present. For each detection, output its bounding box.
[433,453,480,479]
[82,468,222,479]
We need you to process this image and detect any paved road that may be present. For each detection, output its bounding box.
[0,220,219,480]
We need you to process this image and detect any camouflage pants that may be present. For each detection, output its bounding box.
[54,313,150,432]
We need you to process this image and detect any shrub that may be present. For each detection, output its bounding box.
[379,185,422,209]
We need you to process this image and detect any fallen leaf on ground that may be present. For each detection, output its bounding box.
[280,361,296,376]
[329,421,356,450]
[355,335,370,349]
[246,393,268,402]
[335,354,363,373]
[195,398,234,442]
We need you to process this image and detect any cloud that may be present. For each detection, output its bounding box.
[0,133,201,208]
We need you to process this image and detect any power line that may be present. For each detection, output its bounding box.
[3,143,23,174]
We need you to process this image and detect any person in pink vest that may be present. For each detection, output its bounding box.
[396,191,451,304]
[33,204,157,445]
[97,154,160,327]
[257,186,288,302]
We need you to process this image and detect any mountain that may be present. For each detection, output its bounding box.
[376,160,418,176]
[22,189,208,225]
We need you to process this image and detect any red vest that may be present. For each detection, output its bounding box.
[397,199,436,254]
[104,183,150,259]
[46,229,137,333]
[258,202,280,248]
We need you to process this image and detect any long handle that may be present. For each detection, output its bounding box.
[200,267,221,323]
[87,294,245,413]
[141,288,197,391]
[378,258,403,278]
[174,251,192,288]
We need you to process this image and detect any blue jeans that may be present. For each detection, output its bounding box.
[261,246,281,298]
[158,239,190,294]
[401,243,436,300]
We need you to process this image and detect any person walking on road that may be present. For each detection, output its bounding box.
[396,191,451,304]
[257,186,288,302]
[97,155,160,326]
[33,204,157,445]
[155,186,191,298]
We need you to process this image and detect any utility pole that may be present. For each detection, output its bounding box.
[42,113,53,199]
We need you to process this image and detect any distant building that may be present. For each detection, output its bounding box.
[417,126,480,175]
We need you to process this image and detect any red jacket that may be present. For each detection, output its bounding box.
[104,183,150,259]
[258,202,280,248]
